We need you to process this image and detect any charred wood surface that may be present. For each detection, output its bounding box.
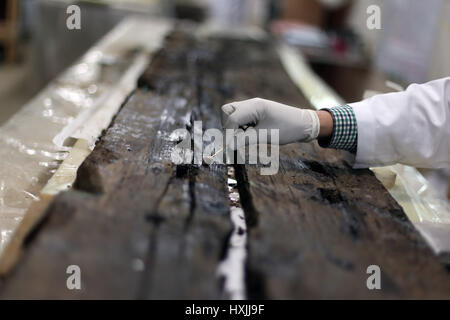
[1,26,450,299]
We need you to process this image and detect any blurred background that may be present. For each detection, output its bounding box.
[0,0,449,196]
[1,0,450,123]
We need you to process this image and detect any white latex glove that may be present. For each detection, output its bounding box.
[221,98,320,149]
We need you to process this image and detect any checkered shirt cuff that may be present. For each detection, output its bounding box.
[318,105,358,153]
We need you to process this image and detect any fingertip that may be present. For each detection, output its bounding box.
[221,104,236,116]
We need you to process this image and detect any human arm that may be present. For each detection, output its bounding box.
[222,77,450,169]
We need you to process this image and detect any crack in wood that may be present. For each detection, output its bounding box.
[217,165,248,299]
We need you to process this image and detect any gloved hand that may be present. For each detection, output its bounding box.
[221,98,320,149]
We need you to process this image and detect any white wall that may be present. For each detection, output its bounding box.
[348,0,450,83]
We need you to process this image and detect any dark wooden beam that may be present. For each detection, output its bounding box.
[1,25,449,299]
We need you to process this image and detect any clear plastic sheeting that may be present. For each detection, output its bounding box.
[0,17,173,254]
[373,165,450,261]
[379,165,450,224]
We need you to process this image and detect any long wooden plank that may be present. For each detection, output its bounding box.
[136,29,232,299]
[0,28,233,298]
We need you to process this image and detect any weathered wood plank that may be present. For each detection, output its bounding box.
[0,89,173,298]
[136,29,233,299]
[0,28,233,298]
[239,146,450,299]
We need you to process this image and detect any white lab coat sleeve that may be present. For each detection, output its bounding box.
[349,77,450,169]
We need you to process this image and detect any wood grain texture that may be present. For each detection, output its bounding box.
[1,26,450,299]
